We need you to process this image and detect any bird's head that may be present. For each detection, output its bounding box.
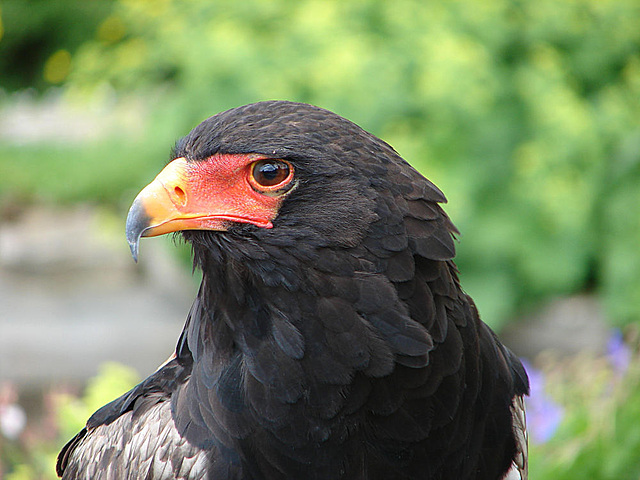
[127,101,450,265]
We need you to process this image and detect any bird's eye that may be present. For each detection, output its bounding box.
[249,159,293,193]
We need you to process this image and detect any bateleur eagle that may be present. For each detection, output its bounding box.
[57,101,529,480]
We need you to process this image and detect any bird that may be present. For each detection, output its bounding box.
[57,101,529,480]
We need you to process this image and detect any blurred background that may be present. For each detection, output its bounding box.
[1,0,640,478]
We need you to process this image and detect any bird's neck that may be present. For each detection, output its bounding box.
[190,259,307,358]
[176,240,450,477]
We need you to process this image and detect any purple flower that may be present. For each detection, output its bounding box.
[606,329,631,377]
[521,359,563,444]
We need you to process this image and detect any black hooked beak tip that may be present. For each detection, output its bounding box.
[125,198,152,263]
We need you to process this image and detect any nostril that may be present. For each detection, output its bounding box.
[174,186,186,205]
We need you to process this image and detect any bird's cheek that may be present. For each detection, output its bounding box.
[187,172,282,230]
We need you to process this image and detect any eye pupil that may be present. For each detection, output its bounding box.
[260,163,279,180]
[252,160,291,188]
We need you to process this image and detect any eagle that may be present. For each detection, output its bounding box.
[57,101,528,480]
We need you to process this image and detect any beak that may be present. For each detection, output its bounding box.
[126,198,151,262]
[126,158,189,261]
[125,157,231,262]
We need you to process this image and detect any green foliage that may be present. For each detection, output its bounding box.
[55,362,139,442]
[0,0,114,90]
[57,0,640,328]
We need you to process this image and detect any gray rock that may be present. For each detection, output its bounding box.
[500,295,609,359]
[0,205,196,386]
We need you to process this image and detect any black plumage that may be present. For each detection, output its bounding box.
[57,101,529,480]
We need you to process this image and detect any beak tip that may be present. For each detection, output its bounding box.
[128,240,139,263]
[125,197,150,263]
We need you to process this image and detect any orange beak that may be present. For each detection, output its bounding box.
[126,156,281,261]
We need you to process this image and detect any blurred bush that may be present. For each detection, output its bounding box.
[2,0,640,328]
[0,0,114,91]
